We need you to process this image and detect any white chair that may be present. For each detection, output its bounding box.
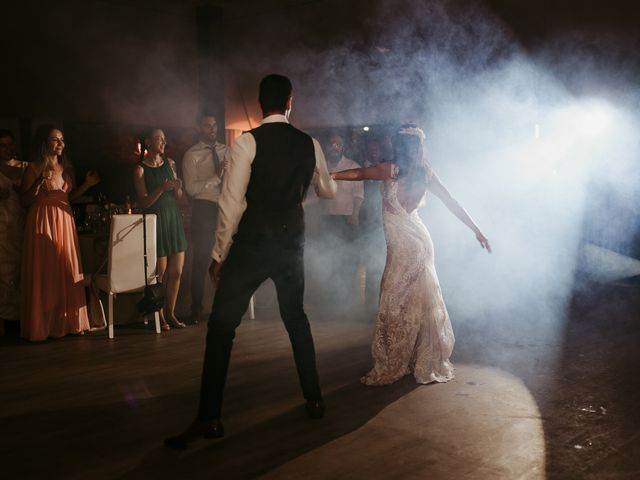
[95,214,161,339]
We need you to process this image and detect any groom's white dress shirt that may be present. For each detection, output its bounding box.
[211,114,337,262]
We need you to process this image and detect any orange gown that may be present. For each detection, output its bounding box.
[21,173,89,341]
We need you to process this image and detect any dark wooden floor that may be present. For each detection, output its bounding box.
[1,283,640,479]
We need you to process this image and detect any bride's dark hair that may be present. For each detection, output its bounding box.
[391,123,431,189]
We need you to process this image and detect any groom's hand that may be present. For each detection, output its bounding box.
[209,259,224,287]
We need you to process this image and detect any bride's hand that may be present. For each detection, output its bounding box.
[475,231,491,253]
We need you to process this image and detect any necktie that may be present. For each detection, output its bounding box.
[209,145,221,175]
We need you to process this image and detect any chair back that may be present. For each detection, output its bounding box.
[107,214,157,293]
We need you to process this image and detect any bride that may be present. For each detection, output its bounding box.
[331,125,491,385]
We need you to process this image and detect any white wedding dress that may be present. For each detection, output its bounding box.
[362,178,455,385]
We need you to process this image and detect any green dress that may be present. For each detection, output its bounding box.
[140,160,188,257]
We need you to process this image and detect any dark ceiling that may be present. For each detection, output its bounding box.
[102,0,640,40]
[485,0,640,43]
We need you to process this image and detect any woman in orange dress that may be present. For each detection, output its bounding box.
[20,125,100,341]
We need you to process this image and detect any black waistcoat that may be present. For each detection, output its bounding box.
[235,122,315,243]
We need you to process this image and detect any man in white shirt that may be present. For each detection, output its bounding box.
[182,114,227,324]
[323,133,364,222]
[320,133,364,307]
[165,74,337,448]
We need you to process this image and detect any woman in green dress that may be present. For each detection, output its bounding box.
[133,128,188,330]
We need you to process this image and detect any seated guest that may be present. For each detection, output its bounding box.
[182,113,227,324]
[0,129,28,327]
[133,128,188,330]
[20,125,100,341]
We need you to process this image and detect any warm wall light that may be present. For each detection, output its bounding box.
[225,119,260,132]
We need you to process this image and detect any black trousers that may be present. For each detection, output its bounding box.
[190,200,218,314]
[197,232,322,420]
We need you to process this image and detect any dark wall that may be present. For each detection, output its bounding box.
[2,0,201,126]
[221,0,640,129]
[1,0,227,203]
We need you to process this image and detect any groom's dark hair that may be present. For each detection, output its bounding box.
[259,74,292,114]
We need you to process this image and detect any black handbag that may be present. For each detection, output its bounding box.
[136,214,166,314]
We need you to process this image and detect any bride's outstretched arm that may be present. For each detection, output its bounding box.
[331,162,397,181]
[428,172,492,253]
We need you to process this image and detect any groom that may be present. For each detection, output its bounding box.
[165,74,337,448]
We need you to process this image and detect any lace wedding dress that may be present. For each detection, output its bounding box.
[362,179,455,385]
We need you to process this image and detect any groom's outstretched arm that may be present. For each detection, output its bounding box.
[211,133,255,263]
[311,138,337,199]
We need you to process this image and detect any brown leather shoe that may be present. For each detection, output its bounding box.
[163,418,224,449]
[305,400,325,419]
